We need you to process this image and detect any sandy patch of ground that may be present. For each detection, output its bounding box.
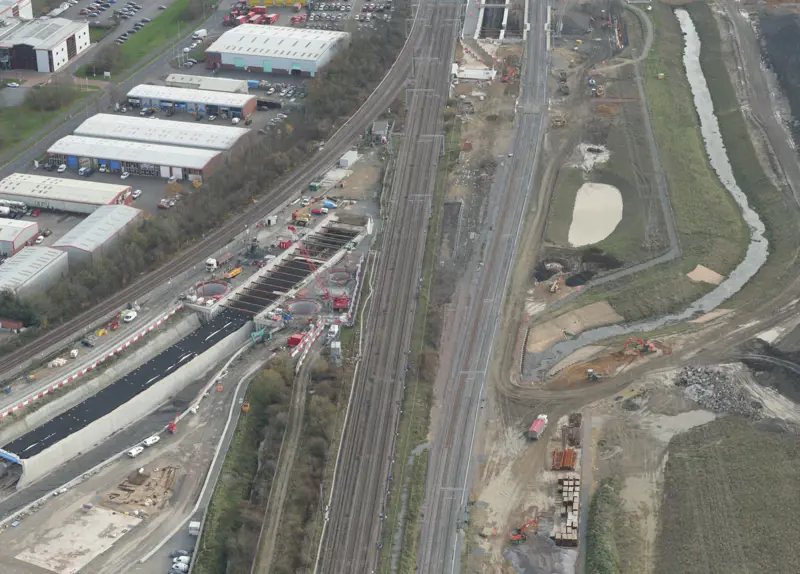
[567,183,623,247]
[686,263,724,284]
[334,152,382,200]
[572,143,610,172]
[15,505,140,574]
[526,301,624,353]
[688,308,733,323]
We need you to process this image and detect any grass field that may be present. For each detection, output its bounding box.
[544,166,583,246]
[657,418,800,574]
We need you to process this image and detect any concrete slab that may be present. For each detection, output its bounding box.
[15,505,140,574]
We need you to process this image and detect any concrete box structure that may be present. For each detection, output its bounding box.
[52,204,142,267]
[47,136,224,181]
[0,17,89,73]
[205,25,350,77]
[0,0,33,20]
[339,150,358,168]
[73,114,251,153]
[0,246,68,299]
[126,84,257,118]
[0,218,38,256]
[165,74,249,94]
[0,173,132,214]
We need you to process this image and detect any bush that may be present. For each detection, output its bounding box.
[24,78,78,112]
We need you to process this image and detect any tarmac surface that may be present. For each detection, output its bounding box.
[316,0,460,572]
[3,309,249,459]
[415,0,551,572]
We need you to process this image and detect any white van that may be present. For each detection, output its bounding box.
[143,435,160,447]
[328,324,339,340]
[127,446,144,458]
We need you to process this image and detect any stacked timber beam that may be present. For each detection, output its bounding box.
[551,474,580,546]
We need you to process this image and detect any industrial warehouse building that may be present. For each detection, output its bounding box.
[165,74,249,94]
[126,84,257,118]
[52,205,142,267]
[205,25,350,77]
[0,218,38,256]
[74,114,251,153]
[0,246,68,300]
[0,17,90,73]
[0,173,132,214]
[47,136,224,181]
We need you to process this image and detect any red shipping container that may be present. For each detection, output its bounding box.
[288,333,304,347]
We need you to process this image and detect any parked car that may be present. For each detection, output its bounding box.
[41,228,52,237]
[127,446,144,458]
[57,164,67,172]
[131,189,142,199]
[120,171,130,179]
[123,310,137,322]
[143,435,160,447]
[35,236,44,244]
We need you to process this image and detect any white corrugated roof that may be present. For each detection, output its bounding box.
[0,17,87,51]
[52,205,141,254]
[0,218,37,244]
[0,247,66,293]
[207,25,349,61]
[74,114,250,151]
[165,74,249,93]
[126,84,256,108]
[0,173,129,206]
[48,136,221,170]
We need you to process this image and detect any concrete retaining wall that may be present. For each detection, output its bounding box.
[16,322,253,489]
[0,314,202,447]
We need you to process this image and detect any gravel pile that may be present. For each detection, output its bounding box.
[675,366,762,417]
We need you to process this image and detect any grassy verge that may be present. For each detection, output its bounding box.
[586,477,623,574]
[657,418,800,574]
[685,2,800,308]
[192,360,294,574]
[0,90,92,156]
[544,167,583,246]
[89,26,110,43]
[378,106,461,573]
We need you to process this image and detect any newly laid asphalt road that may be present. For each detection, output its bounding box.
[316,1,460,572]
[3,309,248,458]
[415,1,550,572]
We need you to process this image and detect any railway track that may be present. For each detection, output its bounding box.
[1,29,418,374]
[316,1,459,572]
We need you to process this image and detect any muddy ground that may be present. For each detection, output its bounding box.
[759,13,800,145]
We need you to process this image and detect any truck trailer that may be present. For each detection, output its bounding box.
[528,414,548,440]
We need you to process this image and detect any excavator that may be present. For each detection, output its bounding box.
[509,519,539,544]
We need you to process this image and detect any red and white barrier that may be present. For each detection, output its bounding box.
[292,320,327,373]
[0,305,184,420]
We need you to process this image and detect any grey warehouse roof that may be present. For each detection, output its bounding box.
[0,247,66,293]
[0,173,130,205]
[0,218,37,243]
[165,74,249,93]
[0,17,86,51]
[206,24,349,61]
[52,205,141,253]
[74,114,250,151]
[48,136,221,170]
[126,84,255,108]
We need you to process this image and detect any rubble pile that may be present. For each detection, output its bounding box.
[675,366,762,418]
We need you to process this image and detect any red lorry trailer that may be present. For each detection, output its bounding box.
[265,13,279,23]
[528,415,548,440]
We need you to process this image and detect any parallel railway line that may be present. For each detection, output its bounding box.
[317,1,460,571]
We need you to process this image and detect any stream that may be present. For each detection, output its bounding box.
[528,8,769,378]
